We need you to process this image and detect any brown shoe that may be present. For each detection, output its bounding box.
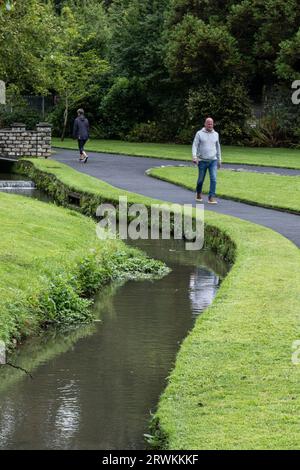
[208,197,218,204]
[195,193,203,202]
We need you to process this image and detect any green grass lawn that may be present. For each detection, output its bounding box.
[0,192,105,344]
[148,166,300,213]
[17,157,300,449]
[52,137,300,169]
[0,190,165,346]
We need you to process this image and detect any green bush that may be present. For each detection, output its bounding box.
[174,126,197,144]
[258,85,300,145]
[89,123,107,139]
[186,80,251,144]
[0,105,41,130]
[99,77,151,139]
[246,114,292,147]
[37,274,93,326]
[126,121,166,143]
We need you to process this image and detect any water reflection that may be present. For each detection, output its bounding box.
[189,268,219,316]
[0,402,15,445]
[52,380,81,447]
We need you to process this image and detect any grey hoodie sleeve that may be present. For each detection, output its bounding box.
[192,131,200,159]
[216,135,221,162]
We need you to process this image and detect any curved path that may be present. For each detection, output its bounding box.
[53,149,300,248]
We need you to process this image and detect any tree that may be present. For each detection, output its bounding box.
[99,77,150,138]
[165,0,235,26]
[276,28,300,81]
[47,6,110,139]
[165,14,242,85]
[108,0,169,79]
[0,0,56,94]
[227,0,300,90]
[186,80,251,143]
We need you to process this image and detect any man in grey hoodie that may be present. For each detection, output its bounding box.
[73,108,89,163]
[192,117,221,204]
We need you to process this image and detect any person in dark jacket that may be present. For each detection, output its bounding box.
[73,108,89,163]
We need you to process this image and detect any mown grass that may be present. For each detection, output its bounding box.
[16,157,162,208]
[17,157,300,449]
[52,137,300,169]
[0,191,167,346]
[155,216,300,449]
[148,166,300,213]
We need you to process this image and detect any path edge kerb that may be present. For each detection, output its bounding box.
[16,157,300,450]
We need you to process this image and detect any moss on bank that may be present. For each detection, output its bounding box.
[16,158,300,449]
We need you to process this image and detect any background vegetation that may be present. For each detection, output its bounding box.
[1,0,300,146]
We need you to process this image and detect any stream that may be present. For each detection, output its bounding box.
[0,165,228,450]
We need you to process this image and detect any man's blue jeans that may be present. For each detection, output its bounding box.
[196,159,217,197]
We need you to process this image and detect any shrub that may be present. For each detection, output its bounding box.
[246,113,292,147]
[126,121,166,143]
[36,274,93,326]
[186,80,251,144]
[89,123,107,139]
[99,77,151,139]
[0,104,41,130]
[174,126,197,144]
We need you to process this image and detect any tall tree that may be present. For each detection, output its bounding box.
[47,5,110,139]
[0,0,56,94]
[276,28,300,81]
[227,0,300,92]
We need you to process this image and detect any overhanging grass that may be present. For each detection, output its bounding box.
[17,157,300,449]
[148,166,300,214]
[52,137,300,169]
[0,190,167,346]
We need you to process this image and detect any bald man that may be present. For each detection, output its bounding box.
[192,118,221,204]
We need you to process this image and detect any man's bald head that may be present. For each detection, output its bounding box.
[205,117,214,131]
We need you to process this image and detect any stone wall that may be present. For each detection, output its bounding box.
[0,122,52,159]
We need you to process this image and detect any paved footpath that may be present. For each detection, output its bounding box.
[53,149,300,248]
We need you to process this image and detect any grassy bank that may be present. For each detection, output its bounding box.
[17,158,300,449]
[0,191,167,347]
[148,166,300,214]
[52,137,300,169]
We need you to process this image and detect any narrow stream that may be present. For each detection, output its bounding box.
[0,166,229,450]
[0,168,50,201]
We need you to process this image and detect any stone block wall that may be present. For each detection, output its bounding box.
[0,122,52,159]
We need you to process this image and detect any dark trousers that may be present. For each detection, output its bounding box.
[78,139,87,155]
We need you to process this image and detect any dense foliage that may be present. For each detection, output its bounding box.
[0,0,300,145]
